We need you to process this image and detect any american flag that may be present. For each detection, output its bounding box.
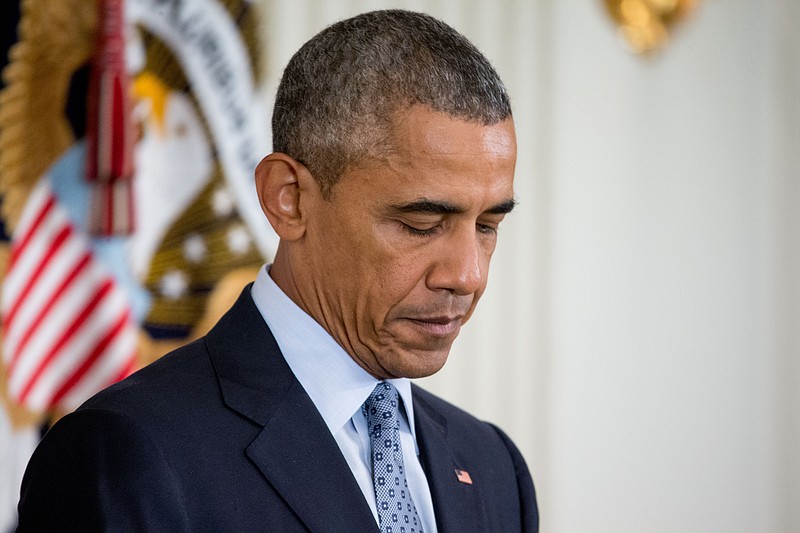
[455,469,473,485]
[1,180,136,412]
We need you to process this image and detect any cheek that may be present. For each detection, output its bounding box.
[368,252,429,309]
[374,256,423,289]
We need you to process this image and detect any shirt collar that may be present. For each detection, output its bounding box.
[250,265,418,441]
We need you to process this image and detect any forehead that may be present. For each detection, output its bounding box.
[338,107,517,205]
[392,106,516,162]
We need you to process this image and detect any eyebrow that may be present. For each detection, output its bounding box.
[389,197,516,216]
[487,198,516,215]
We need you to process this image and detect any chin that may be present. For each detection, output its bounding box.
[390,349,450,379]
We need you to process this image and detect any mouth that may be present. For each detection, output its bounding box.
[404,315,463,337]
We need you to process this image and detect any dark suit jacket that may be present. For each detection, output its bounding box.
[17,287,538,532]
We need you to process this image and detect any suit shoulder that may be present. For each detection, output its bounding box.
[79,337,216,420]
[412,384,489,427]
[411,384,511,449]
[18,403,191,531]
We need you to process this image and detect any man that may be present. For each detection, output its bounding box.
[17,10,538,532]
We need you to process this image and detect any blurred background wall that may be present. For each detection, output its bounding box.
[258,1,798,531]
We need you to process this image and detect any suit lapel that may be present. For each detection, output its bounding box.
[205,287,376,533]
[246,380,377,533]
[413,388,487,533]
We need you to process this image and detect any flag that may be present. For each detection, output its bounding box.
[455,468,473,485]
[0,0,273,528]
[1,179,137,412]
[85,0,136,236]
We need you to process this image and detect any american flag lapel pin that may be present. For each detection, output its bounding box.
[454,469,473,485]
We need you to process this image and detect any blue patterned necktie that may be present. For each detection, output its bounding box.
[363,382,424,533]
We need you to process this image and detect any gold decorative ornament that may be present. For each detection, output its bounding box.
[603,0,699,54]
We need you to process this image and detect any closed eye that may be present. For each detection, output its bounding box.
[477,223,498,235]
[400,221,441,236]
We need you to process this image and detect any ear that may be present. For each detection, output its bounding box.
[254,153,315,241]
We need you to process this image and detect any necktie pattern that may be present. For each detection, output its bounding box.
[363,382,424,533]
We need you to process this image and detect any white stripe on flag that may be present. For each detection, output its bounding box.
[59,324,137,410]
[6,180,50,244]
[5,260,108,396]
[21,287,130,411]
[2,236,87,358]
[1,197,70,311]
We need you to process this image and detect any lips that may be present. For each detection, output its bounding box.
[405,315,463,337]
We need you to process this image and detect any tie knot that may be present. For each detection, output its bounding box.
[363,381,400,435]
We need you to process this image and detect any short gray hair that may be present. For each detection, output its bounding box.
[271,9,512,196]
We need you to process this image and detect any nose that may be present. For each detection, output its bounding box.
[425,227,485,296]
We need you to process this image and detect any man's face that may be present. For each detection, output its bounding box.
[296,105,517,379]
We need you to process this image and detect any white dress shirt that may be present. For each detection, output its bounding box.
[250,265,438,532]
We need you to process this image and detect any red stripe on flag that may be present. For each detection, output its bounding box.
[7,252,93,366]
[8,195,56,269]
[48,309,132,407]
[109,353,136,385]
[16,279,114,404]
[111,76,127,176]
[3,224,75,337]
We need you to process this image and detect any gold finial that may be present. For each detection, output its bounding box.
[603,0,699,54]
